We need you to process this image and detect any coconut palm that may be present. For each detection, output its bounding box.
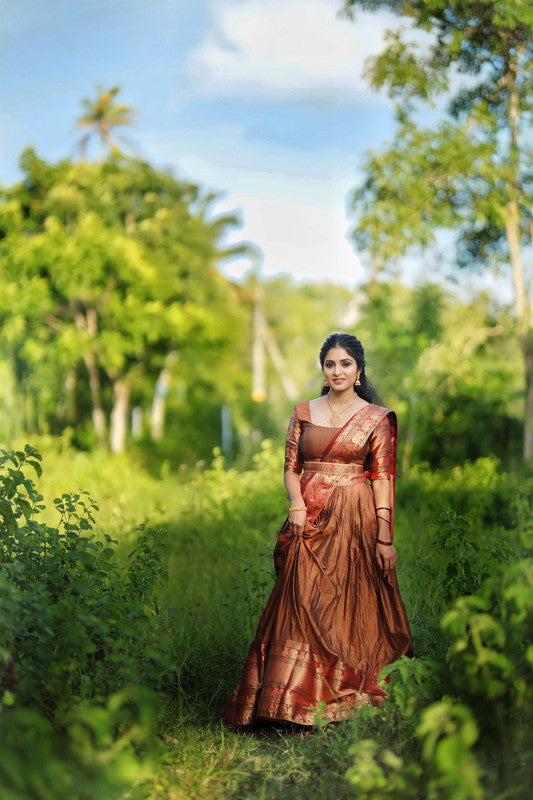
[74,86,137,158]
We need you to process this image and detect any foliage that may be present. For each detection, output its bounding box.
[0,445,176,715]
[0,690,158,800]
[443,559,533,741]
[0,151,247,454]
[351,280,523,467]
[0,445,178,797]
[342,0,533,461]
[0,436,530,798]
[74,85,137,157]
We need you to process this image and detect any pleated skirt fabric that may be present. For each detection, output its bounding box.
[221,481,412,726]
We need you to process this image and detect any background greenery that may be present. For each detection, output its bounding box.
[0,0,531,797]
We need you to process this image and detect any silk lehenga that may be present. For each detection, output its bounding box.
[221,401,412,726]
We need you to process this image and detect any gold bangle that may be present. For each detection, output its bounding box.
[289,506,306,512]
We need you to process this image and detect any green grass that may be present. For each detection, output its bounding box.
[9,439,530,800]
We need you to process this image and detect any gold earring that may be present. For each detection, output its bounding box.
[355,377,361,386]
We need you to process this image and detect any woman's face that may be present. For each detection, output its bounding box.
[323,347,359,391]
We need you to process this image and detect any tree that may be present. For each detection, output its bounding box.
[0,150,246,453]
[74,86,136,157]
[342,1,533,462]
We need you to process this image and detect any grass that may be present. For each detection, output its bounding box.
[10,437,529,799]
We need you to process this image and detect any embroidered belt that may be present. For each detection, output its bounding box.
[303,461,368,485]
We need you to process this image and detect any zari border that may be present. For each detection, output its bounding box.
[302,404,395,530]
[222,639,388,727]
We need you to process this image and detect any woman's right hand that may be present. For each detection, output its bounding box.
[288,507,307,536]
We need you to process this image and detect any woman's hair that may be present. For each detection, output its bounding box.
[319,332,378,403]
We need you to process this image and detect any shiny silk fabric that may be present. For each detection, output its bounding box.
[221,401,412,726]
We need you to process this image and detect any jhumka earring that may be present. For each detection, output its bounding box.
[354,376,361,386]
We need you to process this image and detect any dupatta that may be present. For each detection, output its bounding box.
[298,403,398,539]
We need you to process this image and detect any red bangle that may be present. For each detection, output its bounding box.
[377,539,393,546]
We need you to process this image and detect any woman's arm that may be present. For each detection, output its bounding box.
[283,406,306,536]
[368,416,397,572]
[371,478,397,571]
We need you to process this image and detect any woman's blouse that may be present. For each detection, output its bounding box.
[284,401,393,481]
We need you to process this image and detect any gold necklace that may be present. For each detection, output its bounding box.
[326,391,360,426]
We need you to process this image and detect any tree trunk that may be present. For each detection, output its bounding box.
[150,368,170,441]
[252,277,267,402]
[263,326,298,402]
[503,201,529,328]
[75,308,107,447]
[110,379,130,454]
[502,204,533,465]
[504,60,532,465]
[56,369,76,425]
[84,353,107,446]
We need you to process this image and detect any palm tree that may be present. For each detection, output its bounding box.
[74,86,137,158]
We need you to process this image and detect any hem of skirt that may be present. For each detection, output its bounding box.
[221,688,385,728]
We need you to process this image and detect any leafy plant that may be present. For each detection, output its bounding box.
[0,444,177,712]
[422,509,517,606]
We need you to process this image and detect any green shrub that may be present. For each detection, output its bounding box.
[442,558,533,786]
[0,445,181,797]
[0,688,159,800]
[400,456,522,529]
[0,445,177,715]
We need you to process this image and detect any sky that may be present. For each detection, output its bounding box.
[0,0,505,296]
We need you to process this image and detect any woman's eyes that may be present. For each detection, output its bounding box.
[325,362,353,367]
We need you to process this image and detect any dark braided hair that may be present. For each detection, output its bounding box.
[319,333,378,403]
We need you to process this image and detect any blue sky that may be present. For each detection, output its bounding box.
[2,0,488,292]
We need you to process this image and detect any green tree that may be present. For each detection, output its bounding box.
[342,0,533,462]
[349,280,522,468]
[74,85,136,157]
[0,150,246,453]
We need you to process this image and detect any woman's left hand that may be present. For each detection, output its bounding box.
[376,542,397,572]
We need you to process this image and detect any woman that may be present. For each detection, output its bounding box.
[222,333,412,727]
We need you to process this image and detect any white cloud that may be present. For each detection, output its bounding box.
[142,125,363,285]
[186,0,402,104]
[219,193,363,284]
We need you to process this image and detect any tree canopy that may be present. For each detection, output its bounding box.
[342,0,533,461]
[0,150,246,452]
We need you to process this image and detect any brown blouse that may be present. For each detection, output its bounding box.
[284,400,393,481]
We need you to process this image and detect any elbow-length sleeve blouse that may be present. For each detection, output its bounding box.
[284,406,305,475]
[367,416,393,481]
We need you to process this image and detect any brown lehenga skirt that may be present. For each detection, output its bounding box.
[221,481,412,726]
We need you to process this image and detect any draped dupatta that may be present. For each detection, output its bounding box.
[296,403,398,538]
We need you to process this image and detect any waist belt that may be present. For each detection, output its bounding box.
[303,461,368,484]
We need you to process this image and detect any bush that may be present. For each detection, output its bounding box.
[0,689,159,800]
[0,445,177,714]
[0,445,176,797]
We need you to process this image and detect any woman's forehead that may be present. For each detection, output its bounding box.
[324,347,354,361]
